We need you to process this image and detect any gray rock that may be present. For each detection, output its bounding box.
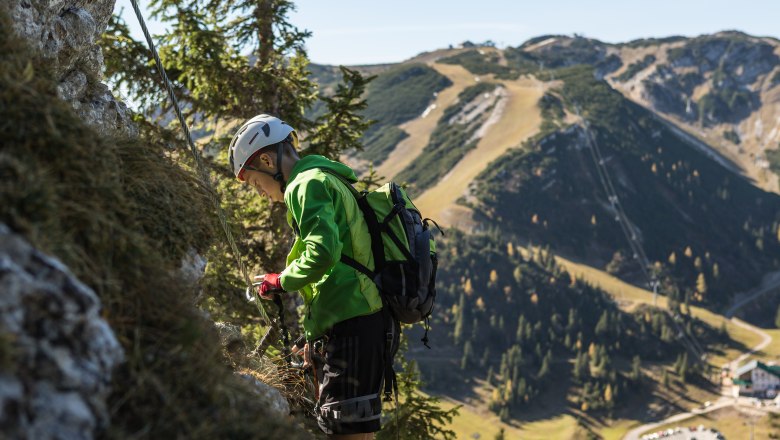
[57,69,88,101]
[4,0,134,135]
[0,224,124,440]
[238,373,291,417]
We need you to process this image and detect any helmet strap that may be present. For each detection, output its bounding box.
[273,142,286,193]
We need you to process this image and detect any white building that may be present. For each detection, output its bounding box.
[732,360,780,398]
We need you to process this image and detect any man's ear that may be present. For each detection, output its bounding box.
[258,152,274,169]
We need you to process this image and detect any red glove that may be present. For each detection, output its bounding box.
[255,273,284,300]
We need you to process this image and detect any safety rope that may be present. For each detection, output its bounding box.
[539,63,708,363]
[128,0,270,326]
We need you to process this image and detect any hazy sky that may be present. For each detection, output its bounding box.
[118,0,780,65]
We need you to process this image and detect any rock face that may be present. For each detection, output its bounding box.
[4,0,133,134]
[0,224,124,439]
[639,34,779,125]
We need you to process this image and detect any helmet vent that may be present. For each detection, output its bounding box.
[260,122,271,136]
[248,132,259,145]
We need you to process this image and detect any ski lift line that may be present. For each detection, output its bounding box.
[575,105,653,284]
[128,0,270,324]
[544,67,651,283]
[575,91,707,361]
[540,64,708,362]
[583,103,707,361]
[575,103,654,282]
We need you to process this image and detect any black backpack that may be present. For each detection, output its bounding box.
[322,170,442,334]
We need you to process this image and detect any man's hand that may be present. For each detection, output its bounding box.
[254,273,283,300]
[292,342,312,369]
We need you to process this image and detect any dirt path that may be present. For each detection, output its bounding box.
[726,318,772,372]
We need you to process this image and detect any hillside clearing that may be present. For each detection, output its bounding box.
[373,63,475,180]
[414,76,545,229]
[550,253,764,367]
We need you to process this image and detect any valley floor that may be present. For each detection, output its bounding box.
[422,250,780,439]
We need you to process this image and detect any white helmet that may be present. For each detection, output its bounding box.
[228,114,299,181]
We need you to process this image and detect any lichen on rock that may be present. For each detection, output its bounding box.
[0,224,124,440]
[6,0,133,135]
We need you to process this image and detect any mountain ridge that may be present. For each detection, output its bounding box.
[309,30,780,307]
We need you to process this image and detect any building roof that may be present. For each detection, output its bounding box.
[735,360,780,379]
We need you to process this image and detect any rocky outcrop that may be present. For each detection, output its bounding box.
[5,0,132,134]
[239,374,292,417]
[0,224,124,439]
[640,34,779,125]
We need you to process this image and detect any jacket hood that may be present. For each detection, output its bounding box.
[287,154,358,184]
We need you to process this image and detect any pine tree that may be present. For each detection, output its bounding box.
[567,308,578,331]
[537,349,552,380]
[775,304,780,329]
[513,266,523,285]
[461,340,473,370]
[100,0,374,332]
[515,315,528,344]
[464,278,474,296]
[453,293,466,345]
[377,349,459,440]
[631,355,642,383]
[356,164,386,191]
[489,269,499,288]
[516,377,527,403]
[481,347,491,368]
[595,310,609,338]
[696,273,708,298]
[499,407,510,422]
[573,352,588,381]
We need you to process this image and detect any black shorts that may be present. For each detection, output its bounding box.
[312,310,395,435]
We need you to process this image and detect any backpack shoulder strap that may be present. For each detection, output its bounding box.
[317,168,386,276]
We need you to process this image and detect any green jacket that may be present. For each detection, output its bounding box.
[278,155,383,340]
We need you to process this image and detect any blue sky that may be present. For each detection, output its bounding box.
[118,0,780,65]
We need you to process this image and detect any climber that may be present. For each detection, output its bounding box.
[229,114,392,440]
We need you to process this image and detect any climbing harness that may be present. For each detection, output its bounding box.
[128,0,298,353]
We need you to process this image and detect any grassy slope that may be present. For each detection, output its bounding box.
[414,75,544,229]
[553,254,764,367]
[436,396,582,440]
[374,62,475,179]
